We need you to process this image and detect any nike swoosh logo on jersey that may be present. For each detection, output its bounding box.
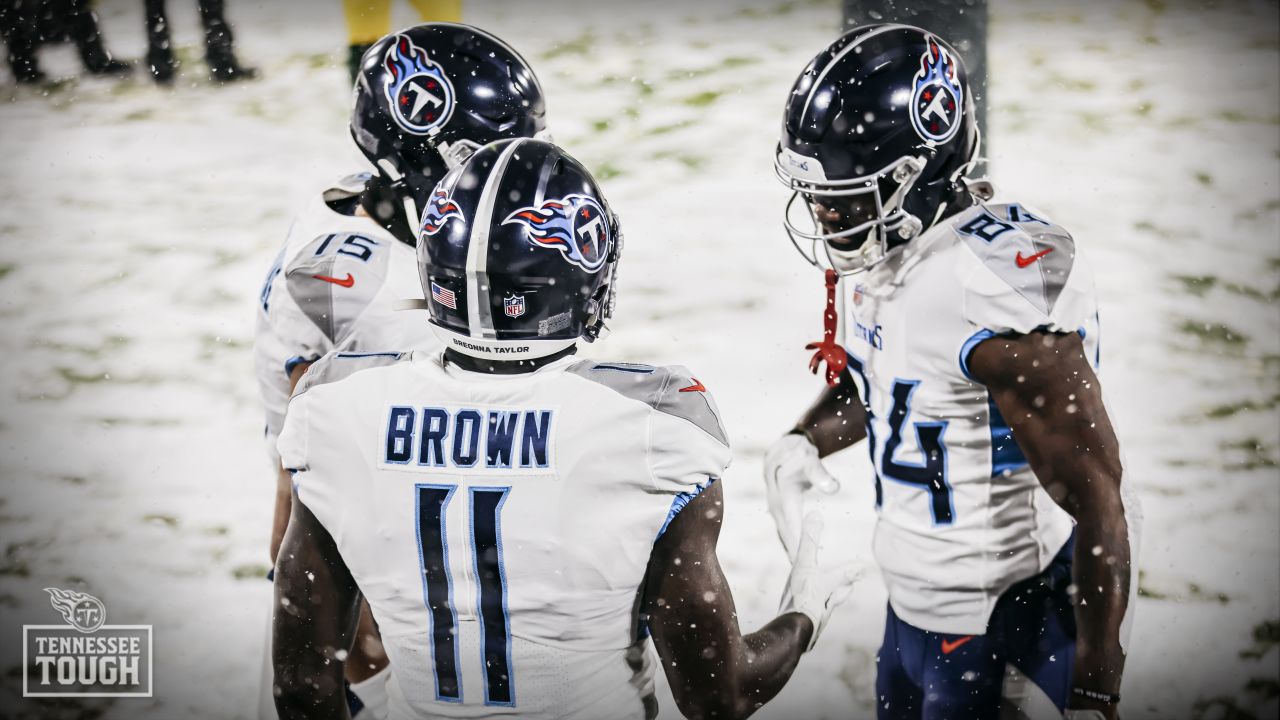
[1014,248,1054,268]
[313,273,355,288]
[678,378,707,393]
[941,636,974,654]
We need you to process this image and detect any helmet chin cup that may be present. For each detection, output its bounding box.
[897,214,923,240]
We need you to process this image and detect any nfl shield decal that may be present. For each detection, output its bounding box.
[909,36,964,145]
[502,194,612,273]
[504,294,526,318]
[383,34,455,135]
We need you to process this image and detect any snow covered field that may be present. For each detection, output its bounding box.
[0,0,1276,718]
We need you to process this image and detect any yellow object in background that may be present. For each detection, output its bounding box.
[344,0,464,45]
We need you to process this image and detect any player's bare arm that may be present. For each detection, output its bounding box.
[273,492,361,720]
[270,360,313,565]
[646,482,855,719]
[792,369,868,457]
[970,330,1131,719]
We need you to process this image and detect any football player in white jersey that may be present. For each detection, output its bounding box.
[764,25,1141,720]
[271,139,859,720]
[253,24,549,717]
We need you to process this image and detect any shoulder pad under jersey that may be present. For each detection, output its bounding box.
[566,361,728,446]
[953,202,1080,317]
[292,351,408,398]
[322,172,371,204]
[284,231,393,344]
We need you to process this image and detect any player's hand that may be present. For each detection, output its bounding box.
[764,433,840,559]
[778,512,861,651]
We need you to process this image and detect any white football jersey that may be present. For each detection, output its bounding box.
[253,173,438,463]
[840,202,1100,635]
[277,351,730,720]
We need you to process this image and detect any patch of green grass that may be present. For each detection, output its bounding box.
[1218,109,1280,125]
[1244,677,1279,700]
[542,32,595,60]
[1133,101,1155,117]
[1174,274,1216,297]
[1050,74,1096,92]
[301,52,334,70]
[653,151,708,172]
[1239,617,1280,655]
[1172,274,1279,305]
[122,108,154,122]
[1191,697,1258,720]
[720,56,758,70]
[33,335,130,359]
[0,263,12,281]
[55,367,111,385]
[1205,395,1280,419]
[143,514,179,529]
[233,563,270,580]
[1177,320,1249,347]
[1221,437,1278,471]
[1,541,40,578]
[1137,572,1230,604]
[1223,282,1280,303]
[97,417,181,428]
[591,118,613,133]
[647,119,697,136]
[1194,171,1213,186]
[682,89,727,107]
[594,162,623,181]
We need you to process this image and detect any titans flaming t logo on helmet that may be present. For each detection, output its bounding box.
[421,188,463,236]
[910,36,964,144]
[503,194,611,273]
[382,34,456,135]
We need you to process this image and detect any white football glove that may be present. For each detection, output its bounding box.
[778,512,861,651]
[764,433,840,559]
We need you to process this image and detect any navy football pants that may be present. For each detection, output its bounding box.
[875,538,1076,720]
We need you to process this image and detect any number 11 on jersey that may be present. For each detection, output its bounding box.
[415,484,514,707]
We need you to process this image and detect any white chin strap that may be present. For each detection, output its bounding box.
[430,324,577,361]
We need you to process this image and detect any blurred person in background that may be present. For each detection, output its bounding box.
[143,0,256,84]
[0,0,130,84]
[344,0,460,83]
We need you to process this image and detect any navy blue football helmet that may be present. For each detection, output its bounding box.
[419,139,622,360]
[351,23,549,242]
[775,24,988,273]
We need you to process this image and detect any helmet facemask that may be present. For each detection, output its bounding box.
[776,149,928,275]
